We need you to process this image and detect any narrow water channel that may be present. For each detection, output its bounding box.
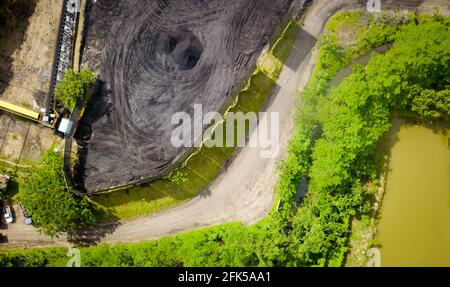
[328,44,391,89]
[376,119,450,266]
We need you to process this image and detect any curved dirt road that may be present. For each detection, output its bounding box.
[3,0,443,248]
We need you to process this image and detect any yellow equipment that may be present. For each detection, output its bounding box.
[0,99,40,121]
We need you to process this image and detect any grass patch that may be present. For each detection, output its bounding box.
[272,21,301,63]
[93,184,180,220]
[238,70,277,113]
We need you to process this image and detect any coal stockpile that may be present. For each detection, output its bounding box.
[77,0,292,192]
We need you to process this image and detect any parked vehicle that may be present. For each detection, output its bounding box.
[19,203,33,225]
[3,205,13,223]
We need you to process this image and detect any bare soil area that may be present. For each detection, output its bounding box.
[0,0,62,164]
[0,0,62,108]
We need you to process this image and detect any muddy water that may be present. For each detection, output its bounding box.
[376,120,450,266]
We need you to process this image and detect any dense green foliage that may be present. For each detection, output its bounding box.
[283,16,449,265]
[77,222,287,267]
[0,222,286,267]
[273,12,408,225]
[412,89,450,122]
[0,248,66,267]
[1,13,448,267]
[55,69,96,111]
[274,11,406,220]
[19,150,95,237]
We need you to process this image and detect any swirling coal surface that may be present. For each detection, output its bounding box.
[77,0,292,193]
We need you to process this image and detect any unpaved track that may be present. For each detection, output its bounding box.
[2,0,443,248]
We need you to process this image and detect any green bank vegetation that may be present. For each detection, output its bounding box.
[1,12,448,267]
[276,12,449,266]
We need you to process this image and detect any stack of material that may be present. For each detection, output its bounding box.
[78,0,293,192]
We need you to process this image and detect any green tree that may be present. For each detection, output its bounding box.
[55,69,96,111]
[412,89,450,122]
[19,150,95,237]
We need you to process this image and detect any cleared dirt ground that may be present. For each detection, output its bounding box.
[78,0,293,192]
[0,0,62,108]
[0,0,62,165]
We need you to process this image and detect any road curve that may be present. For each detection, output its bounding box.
[3,0,438,248]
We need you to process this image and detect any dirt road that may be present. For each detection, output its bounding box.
[2,0,446,249]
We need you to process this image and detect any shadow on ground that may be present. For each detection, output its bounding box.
[67,206,121,246]
[272,26,316,72]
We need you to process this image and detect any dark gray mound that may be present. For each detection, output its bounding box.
[78,0,292,192]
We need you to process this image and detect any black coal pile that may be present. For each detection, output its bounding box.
[77,0,292,192]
